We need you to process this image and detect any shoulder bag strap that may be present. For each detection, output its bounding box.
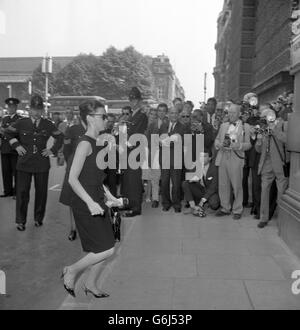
[270,134,286,164]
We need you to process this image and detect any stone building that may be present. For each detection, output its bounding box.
[214,0,232,102]
[151,54,185,107]
[0,57,73,107]
[214,0,294,104]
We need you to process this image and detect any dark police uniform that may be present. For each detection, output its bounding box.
[121,102,148,215]
[0,111,22,197]
[6,116,63,226]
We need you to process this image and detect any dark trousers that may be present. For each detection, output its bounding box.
[16,171,49,224]
[251,166,261,215]
[121,167,143,213]
[182,181,220,210]
[104,169,118,197]
[243,165,250,206]
[161,168,182,209]
[1,153,18,195]
[269,179,278,220]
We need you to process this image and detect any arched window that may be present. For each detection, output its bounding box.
[0,10,6,35]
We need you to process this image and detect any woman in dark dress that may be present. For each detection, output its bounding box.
[61,100,115,298]
[59,119,86,241]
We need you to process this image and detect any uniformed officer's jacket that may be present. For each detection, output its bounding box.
[63,123,86,162]
[0,114,22,154]
[5,117,64,173]
[127,108,148,137]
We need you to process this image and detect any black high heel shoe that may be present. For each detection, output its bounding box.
[83,286,109,298]
[61,268,76,298]
[68,230,77,241]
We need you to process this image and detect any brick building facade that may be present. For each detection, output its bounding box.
[214,0,294,104]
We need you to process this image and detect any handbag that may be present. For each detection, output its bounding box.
[110,207,122,242]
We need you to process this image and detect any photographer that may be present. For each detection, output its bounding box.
[215,103,251,220]
[255,109,289,228]
[240,93,260,212]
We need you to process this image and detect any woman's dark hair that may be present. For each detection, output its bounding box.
[79,100,105,125]
[122,106,132,113]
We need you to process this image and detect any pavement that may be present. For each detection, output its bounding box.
[1,159,300,310]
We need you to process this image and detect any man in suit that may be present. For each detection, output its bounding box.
[205,97,217,125]
[0,98,22,198]
[182,149,220,216]
[173,98,184,113]
[122,87,148,217]
[255,109,289,228]
[145,104,168,208]
[159,107,187,213]
[5,94,64,231]
[190,109,215,155]
[215,103,252,220]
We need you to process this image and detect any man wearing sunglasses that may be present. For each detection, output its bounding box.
[180,110,191,127]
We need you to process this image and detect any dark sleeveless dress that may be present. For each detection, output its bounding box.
[69,135,115,253]
[59,123,86,206]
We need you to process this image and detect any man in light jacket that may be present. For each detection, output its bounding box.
[214,103,251,220]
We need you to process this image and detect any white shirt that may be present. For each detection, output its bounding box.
[158,118,163,129]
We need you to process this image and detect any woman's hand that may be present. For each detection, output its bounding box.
[87,201,105,216]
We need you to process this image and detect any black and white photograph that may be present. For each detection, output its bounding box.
[1,0,300,313]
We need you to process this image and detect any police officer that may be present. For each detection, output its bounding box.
[6,94,64,231]
[0,98,22,198]
[121,87,148,217]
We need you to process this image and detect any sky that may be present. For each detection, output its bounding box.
[0,0,223,105]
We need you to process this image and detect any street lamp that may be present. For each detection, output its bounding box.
[7,85,12,98]
[42,55,53,115]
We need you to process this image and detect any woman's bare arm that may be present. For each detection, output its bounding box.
[68,141,94,206]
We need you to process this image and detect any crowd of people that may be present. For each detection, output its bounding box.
[0,88,293,297]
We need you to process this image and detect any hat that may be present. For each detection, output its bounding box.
[30,94,44,110]
[128,87,142,101]
[5,97,20,106]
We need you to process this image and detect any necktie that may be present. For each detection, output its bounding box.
[169,123,175,134]
[33,120,38,130]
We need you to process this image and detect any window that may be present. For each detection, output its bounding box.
[157,86,164,99]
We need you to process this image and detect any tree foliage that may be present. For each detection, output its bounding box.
[54,54,98,96]
[35,46,156,99]
[92,46,155,99]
